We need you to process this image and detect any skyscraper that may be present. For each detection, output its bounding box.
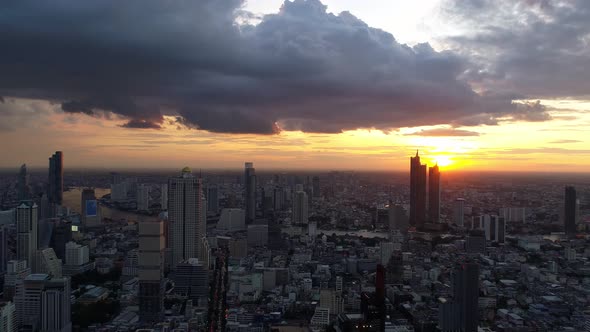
[160,184,168,210]
[428,164,441,223]
[439,262,479,332]
[453,198,465,227]
[168,167,205,267]
[138,221,165,322]
[244,162,256,223]
[17,164,30,201]
[16,201,38,267]
[48,151,63,207]
[312,176,320,199]
[206,185,219,214]
[0,225,7,275]
[292,190,309,224]
[136,185,150,211]
[410,150,427,227]
[81,189,99,229]
[174,258,208,306]
[388,202,409,233]
[564,186,577,235]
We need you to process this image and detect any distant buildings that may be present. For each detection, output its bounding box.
[0,225,7,274]
[410,151,427,227]
[174,258,208,307]
[160,184,168,210]
[248,224,269,247]
[48,151,63,207]
[388,203,408,233]
[137,185,150,211]
[206,186,219,214]
[63,241,93,277]
[168,167,205,267]
[244,162,256,224]
[217,208,245,232]
[138,220,165,322]
[312,176,320,199]
[439,262,479,332]
[564,186,578,235]
[81,188,99,229]
[292,190,309,225]
[16,201,38,267]
[17,164,30,201]
[428,164,441,223]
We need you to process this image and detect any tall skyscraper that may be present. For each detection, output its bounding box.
[174,258,208,306]
[439,262,479,332]
[0,302,16,332]
[206,186,219,214]
[168,167,205,267]
[244,162,256,223]
[409,150,427,227]
[564,186,577,235]
[16,201,38,267]
[312,176,320,199]
[453,198,465,227]
[17,164,30,201]
[428,164,441,223]
[388,202,409,233]
[48,151,63,207]
[160,184,168,210]
[292,190,309,224]
[138,221,165,322]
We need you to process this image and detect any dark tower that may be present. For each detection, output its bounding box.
[17,164,30,201]
[410,150,427,227]
[428,164,441,223]
[453,262,479,332]
[564,186,577,235]
[312,176,320,198]
[244,162,256,224]
[48,151,64,206]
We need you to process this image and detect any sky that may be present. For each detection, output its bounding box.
[0,0,589,171]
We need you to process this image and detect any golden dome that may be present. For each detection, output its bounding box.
[181,166,191,173]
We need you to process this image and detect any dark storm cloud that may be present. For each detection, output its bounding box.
[443,0,590,98]
[0,0,555,134]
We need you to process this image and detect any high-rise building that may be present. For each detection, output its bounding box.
[62,241,93,277]
[206,186,219,214]
[0,225,8,274]
[292,190,309,224]
[138,221,165,322]
[16,201,38,267]
[110,182,127,202]
[565,186,577,235]
[217,208,245,232]
[168,167,205,267]
[174,258,208,306]
[482,215,506,243]
[247,224,269,247]
[410,150,427,227]
[0,302,16,332]
[48,151,63,207]
[453,198,465,227]
[439,262,479,332]
[49,219,72,261]
[160,184,168,210]
[428,164,441,223]
[81,189,99,229]
[33,248,62,278]
[312,176,320,199]
[388,203,408,233]
[17,164,30,201]
[15,274,71,332]
[3,261,30,301]
[244,162,256,223]
[137,185,150,211]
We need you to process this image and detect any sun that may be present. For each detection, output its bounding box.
[430,155,454,168]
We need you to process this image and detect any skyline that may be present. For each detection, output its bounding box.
[1,0,589,171]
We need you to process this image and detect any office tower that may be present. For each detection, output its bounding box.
[81,188,99,229]
[137,185,150,211]
[63,241,92,277]
[244,162,256,223]
[122,249,139,277]
[33,248,62,278]
[138,221,165,322]
[217,208,245,232]
[335,276,343,294]
[15,274,70,332]
[174,258,208,306]
[168,167,204,266]
[160,184,168,210]
[466,230,486,254]
[48,151,63,207]
[292,190,309,224]
[16,201,38,266]
[499,207,526,222]
[453,198,465,227]
[261,185,274,216]
[482,215,506,243]
[565,186,577,235]
[388,203,409,233]
[206,186,219,214]
[247,224,269,247]
[409,150,427,227]
[310,307,330,329]
[428,164,441,223]
[3,261,30,301]
[268,217,283,251]
[312,176,320,198]
[17,164,30,201]
[110,182,127,202]
[50,219,72,261]
[449,262,479,332]
[0,225,7,274]
[0,301,16,332]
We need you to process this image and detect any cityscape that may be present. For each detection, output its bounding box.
[0,151,589,331]
[1,0,590,332]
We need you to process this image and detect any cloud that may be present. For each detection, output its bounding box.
[0,0,554,134]
[406,128,480,137]
[441,0,590,99]
[549,139,582,144]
